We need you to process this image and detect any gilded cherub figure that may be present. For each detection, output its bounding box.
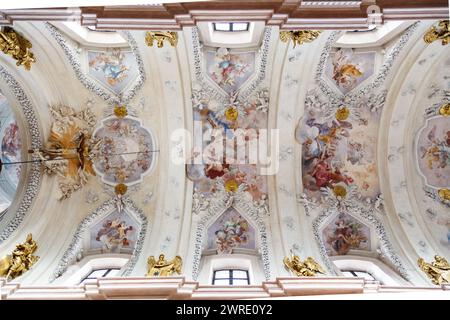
[0,234,39,280]
[283,254,326,277]
[418,255,450,285]
[146,254,182,277]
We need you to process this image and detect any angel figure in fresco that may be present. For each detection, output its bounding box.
[95,218,134,253]
[89,49,129,86]
[420,125,450,170]
[326,215,367,255]
[209,48,250,87]
[215,214,250,254]
[331,48,364,90]
[146,254,182,277]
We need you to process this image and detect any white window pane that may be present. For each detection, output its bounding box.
[106,269,120,277]
[232,23,248,31]
[214,279,230,285]
[215,23,231,31]
[232,279,249,285]
[342,271,355,277]
[355,271,375,281]
[88,269,108,278]
[232,270,247,278]
[214,270,230,278]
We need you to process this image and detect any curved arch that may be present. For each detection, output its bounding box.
[0,65,42,243]
[332,255,410,285]
[55,254,130,285]
[50,196,148,282]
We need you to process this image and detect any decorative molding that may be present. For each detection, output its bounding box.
[417,102,450,207]
[50,196,148,282]
[0,65,42,243]
[191,26,271,103]
[44,24,146,105]
[314,22,419,104]
[302,186,409,280]
[1,3,447,29]
[192,182,271,281]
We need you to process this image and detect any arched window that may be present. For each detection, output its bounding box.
[341,270,377,282]
[80,268,121,284]
[331,256,408,286]
[212,269,249,285]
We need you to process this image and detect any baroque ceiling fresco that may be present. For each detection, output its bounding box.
[0,17,448,288]
[0,93,21,213]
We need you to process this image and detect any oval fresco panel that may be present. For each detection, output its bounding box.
[93,117,154,186]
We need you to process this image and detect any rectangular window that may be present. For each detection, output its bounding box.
[213,22,250,32]
[212,269,250,285]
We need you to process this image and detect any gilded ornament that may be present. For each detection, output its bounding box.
[439,103,450,117]
[146,254,182,276]
[114,105,128,118]
[115,183,128,195]
[0,27,36,70]
[284,254,326,277]
[30,105,101,200]
[335,106,350,121]
[279,30,321,47]
[423,20,449,45]
[225,179,239,193]
[225,106,238,121]
[332,185,347,198]
[438,188,450,201]
[0,234,39,280]
[145,31,178,48]
[418,255,450,285]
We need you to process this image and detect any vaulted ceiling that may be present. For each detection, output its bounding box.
[0,5,448,287]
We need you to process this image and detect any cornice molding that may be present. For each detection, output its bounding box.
[0,1,447,30]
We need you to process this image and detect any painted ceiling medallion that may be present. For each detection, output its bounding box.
[145,31,178,48]
[87,48,139,96]
[279,30,321,47]
[206,48,255,95]
[325,48,376,94]
[416,115,449,191]
[93,116,155,186]
[423,20,449,45]
[0,27,35,70]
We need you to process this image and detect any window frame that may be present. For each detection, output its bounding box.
[212,269,250,285]
[341,269,377,282]
[212,22,250,32]
[80,267,121,284]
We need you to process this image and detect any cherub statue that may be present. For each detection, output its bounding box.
[146,254,182,277]
[0,234,39,280]
[283,254,326,277]
[418,255,450,285]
